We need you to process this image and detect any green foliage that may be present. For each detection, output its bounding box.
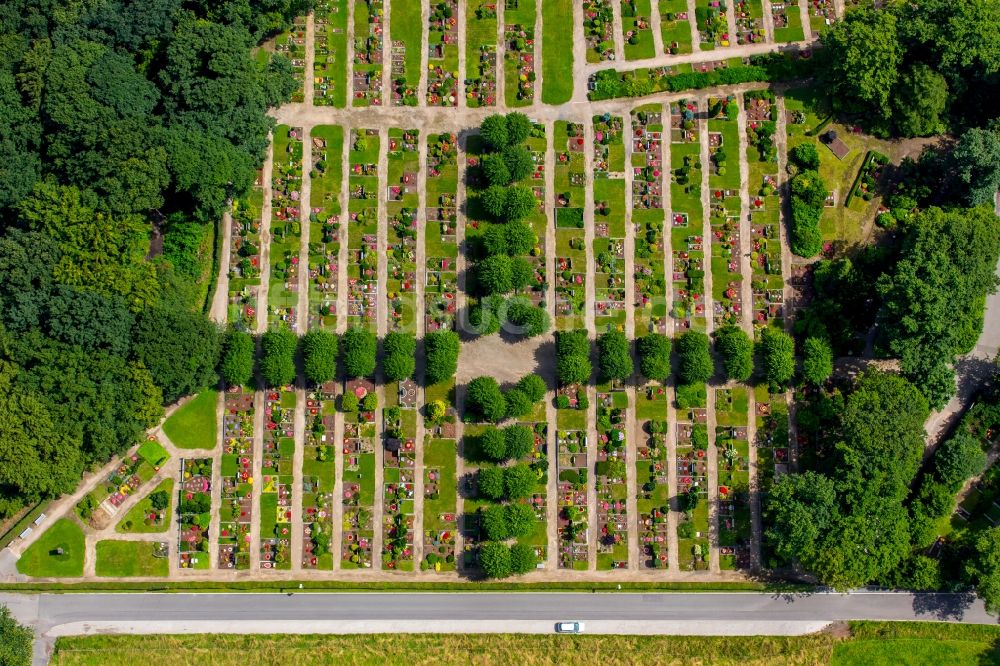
[259,327,297,388]
[480,185,508,218]
[480,428,508,462]
[479,541,512,578]
[476,254,514,295]
[516,374,547,403]
[466,376,507,422]
[597,330,633,382]
[340,327,377,379]
[951,128,1000,207]
[714,326,753,382]
[382,332,416,382]
[892,64,949,137]
[506,298,550,338]
[504,464,537,500]
[481,153,511,186]
[933,433,987,490]
[555,330,592,385]
[502,186,536,223]
[968,527,1000,614]
[133,305,219,404]
[675,331,712,385]
[510,542,538,574]
[479,115,509,151]
[0,604,33,666]
[789,142,820,171]
[424,330,460,385]
[637,333,671,382]
[219,329,254,387]
[504,389,533,419]
[801,337,833,386]
[789,170,827,258]
[504,424,535,460]
[502,145,533,182]
[340,391,358,413]
[477,465,505,500]
[301,330,338,385]
[760,328,795,388]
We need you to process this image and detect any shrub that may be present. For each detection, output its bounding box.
[675,382,706,409]
[790,142,821,171]
[761,328,795,387]
[676,331,713,384]
[467,376,507,422]
[340,392,359,412]
[424,329,460,384]
[517,374,547,403]
[637,333,671,382]
[360,392,378,412]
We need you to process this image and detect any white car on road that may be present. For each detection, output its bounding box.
[555,621,584,633]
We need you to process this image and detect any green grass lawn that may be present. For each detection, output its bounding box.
[390,0,423,104]
[95,540,169,577]
[163,390,218,450]
[622,0,656,60]
[116,478,174,534]
[541,0,573,104]
[17,518,85,577]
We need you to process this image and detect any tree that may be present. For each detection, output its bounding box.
[934,433,987,490]
[675,331,713,384]
[506,299,550,337]
[480,428,508,462]
[516,374,546,403]
[892,64,949,137]
[481,152,511,186]
[482,223,511,256]
[789,142,820,171]
[801,336,833,386]
[479,541,513,578]
[132,305,219,404]
[0,605,32,666]
[760,328,795,387]
[476,254,513,295]
[505,502,536,538]
[480,114,509,151]
[482,504,511,540]
[502,144,533,182]
[950,128,1000,207]
[382,331,416,381]
[340,391,359,413]
[259,327,297,388]
[505,388,533,419]
[509,257,534,291]
[219,329,254,387]
[480,185,508,218]
[968,527,1000,614]
[478,465,505,500]
[149,490,170,511]
[503,186,536,222]
[637,333,671,382]
[510,542,537,574]
[597,330,633,382]
[763,472,839,567]
[504,221,537,255]
[714,326,753,382]
[789,170,827,258]
[505,112,533,145]
[504,464,537,500]
[341,326,377,378]
[466,376,507,422]
[424,330,460,384]
[504,424,535,459]
[301,329,338,385]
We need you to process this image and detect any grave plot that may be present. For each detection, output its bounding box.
[675,399,710,571]
[743,91,785,335]
[75,442,166,531]
[503,0,536,107]
[269,126,304,330]
[520,122,549,307]
[466,2,498,107]
[557,428,590,569]
[659,0,693,54]
[592,114,627,332]
[755,384,789,568]
[669,100,706,331]
[695,0,730,48]
[554,122,588,330]
[583,0,615,63]
[302,384,337,570]
[707,98,744,327]
[458,424,489,571]
[389,0,422,106]
[382,388,418,571]
[177,458,212,570]
[423,435,458,572]
[260,390,296,569]
[426,0,459,106]
[313,0,349,107]
[115,477,174,535]
[622,0,656,60]
[595,389,629,569]
[771,0,804,42]
[218,389,254,570]
[342,377,377,568]
[308,126,344,331]
[352,0,384,106]
[715,387,751,570]
[808,0,835,34]
[274,17,307,102]
[228,183,263,332]
[425,133,459,333]
[347,129,380,330]
[386,129,420,333]
[631,105,668,336]
[734,0,765,45]
[636,387,670,568]
[519,420,550,568]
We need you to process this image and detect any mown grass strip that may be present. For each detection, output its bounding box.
[541,0,574,104]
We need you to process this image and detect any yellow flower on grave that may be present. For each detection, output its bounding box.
[434,562,441,572]
[248,477,254,484]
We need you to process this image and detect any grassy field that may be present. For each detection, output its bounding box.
[163,390,218,450]
[17,518,85,577]
[115,478,174,534]
[94,541,169,577]
[51,623,1000,666]
[541,0,573,104]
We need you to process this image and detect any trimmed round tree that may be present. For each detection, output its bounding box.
[510,542,538,574]
[556,330,592,385]
[477,254,513,295]
[479,541,513,579]
[504,221,537,256]
[676,331,713,385]
[507,299,550,338]
[801,336,833,386]
[505,388,533,419]
[504,463,536,500]
[505,502,536,539]
[516,374,547,403]
[259,327,297,388]
[425,329,460,384]
[482,504,511,541]
[480,185,508,219]
[481,152,511,186]
[482,223,511,256]
[480,114,509,151]
[502,144,533,182]
[715,325,754,382]
[466,376,507,422]
[637,333,671,382]
[505,112,532,145]
[341,326,377,378]
[477,465,505,500]
[509,256,534,291]
[480,427,508,462]
[503,186,536,222]
[504,424,535,459]
[597,330,633,382]
[761,327,795,387]
[935,433,987,490]
[301,329,339,385]
[219,329,254,387]
[382,331,416,381]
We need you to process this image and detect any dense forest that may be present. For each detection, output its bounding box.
[0,0,312,517]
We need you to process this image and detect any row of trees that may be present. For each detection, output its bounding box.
[466,374,546,423]
[787,143,827,258]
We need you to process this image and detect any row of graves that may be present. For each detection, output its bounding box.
[669,100,706,331]
[557,428,590,569]
[386,129,420,333]
[707,97,745,328]
[583,0,616,63]
[76,440,167,533]
[621,0,655,61]
[313,0,348,107]
[734,0,765,45]
[521,123,549,307]
[275,17,307,103]
[809,0,835,34]
[755,385,791,567]
[595,388,629,570]
[675,402,711,571]
[382,393,417,570]
[269,126,304,330]
[554,122,588,329]
[260,391,296,569]
[228,176,264,332]
[636,387,671,569]
[353,0,385,106]
[466,3,498,107]
[302,383,338,569]
[177,458,213,570]
[425,133,459,333]
[631,105,669,336]
[659,0,694,55]
[743,90,786,334]
[522,420,550,569]
[389,39,415,106]
[342,378,378,568]
[308,126,344,331]
[503,0,536,106]
[218,389,254,570]
[390,0,422,106]
[427,0,459,106]
[347,129,381,329]
[715,387,752,570]
[771,0,805,43]
[421,358,459,571]
[592,114,628,330]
